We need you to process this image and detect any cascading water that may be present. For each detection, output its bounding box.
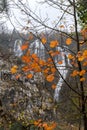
[14,39,23,57]
[54,46,72,101]
[13,39,72,101]
[29,40,72,101]
[30,39,45,59]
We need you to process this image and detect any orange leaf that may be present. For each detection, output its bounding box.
[31,54,39,61]
[66,38,72,45]
[28,33,33,40]
[21,43,28,50]
[22,56,31,63]
[43,122,57,130]
[83,61,87,66]
[58,61,63,64]
[83,50,87,58]
[71,70,79,77]
[15,74,21,79]
[80,77,85,82]
[68,54,74,59]
[51,84,56,89]
[51,68,56,73]
[27,74,33,79]
[50,40,59,48]
[47,58,52,63]
[34,121,39,126]
[35,66,41,72]
[43,68,50,74]
[46,74,54,82]
[79,70,86,76]
[22,66,32,72]
[78,56,84,61]
[39,59,46,66]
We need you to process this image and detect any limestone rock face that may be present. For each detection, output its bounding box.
[0,55,56,124]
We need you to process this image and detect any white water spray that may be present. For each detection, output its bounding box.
[14,39,23,57]
[54,46,72,101]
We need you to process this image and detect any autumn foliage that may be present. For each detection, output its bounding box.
[9,27,87,130]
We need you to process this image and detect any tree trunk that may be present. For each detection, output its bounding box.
[83,114,87,130]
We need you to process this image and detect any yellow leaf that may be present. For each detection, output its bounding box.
[13,65,18,69]
[11,65,18,74]
[50,40,59,48]
[11,68,17,74]
[81,28,87,38]
[66,38,72,45]
[83,50,87,58]
[68,54,74,59]
[46,74,54,82]
[41,37,47,44]
[78,56,84,61]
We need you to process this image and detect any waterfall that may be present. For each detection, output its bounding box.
[29,40,72,101]
[13,39,72,101]
[14,39,23,57]
[54,46,72,101]
[30,39,45,59]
